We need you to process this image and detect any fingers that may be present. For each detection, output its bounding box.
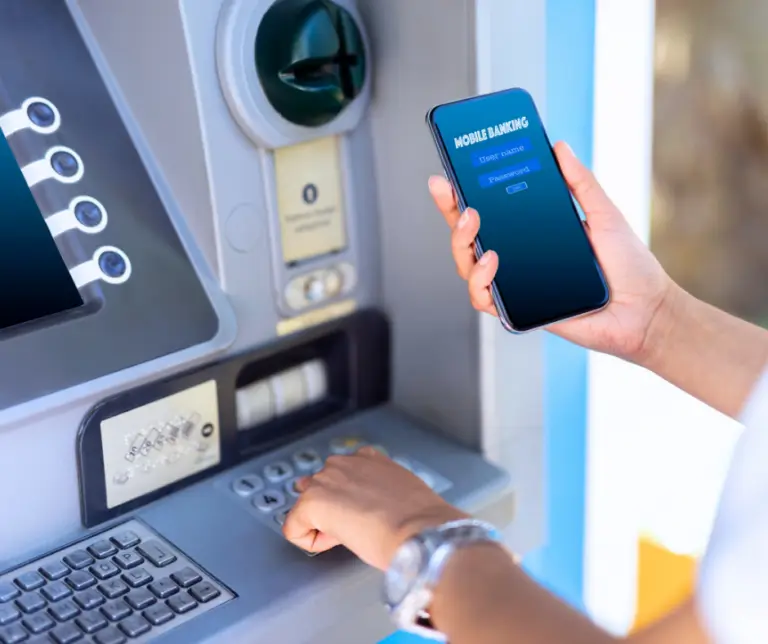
[282,498,341,554]
[428,175,460,227]
[468,252,499,315]
[553,141,624,230]
[451,209,480,279]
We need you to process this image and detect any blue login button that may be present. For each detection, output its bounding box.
[471,138,532,167]
[506,182,528,195]
[478,158,541,189]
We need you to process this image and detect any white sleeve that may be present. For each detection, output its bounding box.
[698,369,768,644]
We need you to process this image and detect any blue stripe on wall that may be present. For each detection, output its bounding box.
[382,2,596,640]
[522,0,595,614]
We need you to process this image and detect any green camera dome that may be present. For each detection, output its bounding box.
[255,0,367,128]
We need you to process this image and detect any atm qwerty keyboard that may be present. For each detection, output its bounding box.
[0,521,232,644]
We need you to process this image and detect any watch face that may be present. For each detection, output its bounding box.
[385,540,424,607]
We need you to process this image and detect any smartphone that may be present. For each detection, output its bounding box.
[426,87,610,333]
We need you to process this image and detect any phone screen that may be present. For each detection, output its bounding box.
[0,127,83,331]
[428,88,609,332]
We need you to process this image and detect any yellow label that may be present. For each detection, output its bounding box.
[277,299,357,336]
[273,136,347,264]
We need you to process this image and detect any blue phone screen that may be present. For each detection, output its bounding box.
[430,88,608,332]
[0,128,83,331]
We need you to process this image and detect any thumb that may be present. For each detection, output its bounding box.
[554,141,624,230]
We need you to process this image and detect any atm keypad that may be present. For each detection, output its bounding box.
[0,520,232,644]
[222,435,452,552]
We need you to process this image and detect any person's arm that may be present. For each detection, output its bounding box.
[641,282,768,419]
[430,541,711,644]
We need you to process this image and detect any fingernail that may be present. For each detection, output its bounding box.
[458,210,470,228]
[428,176,442,189]
[563,142,575,157]
[478,251,491,266]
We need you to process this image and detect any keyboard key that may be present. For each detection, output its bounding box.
[73,589,104,611]
[62,551,93,571]
[97,579,128,600]
[118,614,150,639]
[22,611,54,634]
[41,581,72,603]
[166,591,197,615]
[189,581,220,603]
[0,583,20,603]
[87,541,117,560]
[0,623,28,643]
[109,531,139,550]
[99,600,131,623]
[0,605,19,626]
[124,589,155,611]
[148,578,178,599]
[65,571,95,592]
[14,571,44,592]
[40,562,70,582]
[112,552,143,570]
[136,541,176,568]
[170,567,201,589]
[15,592,45,614]
[121,569,152,589]
[94,626,127,644]
[48,599,79,622]
[50,622,84,643]
[90,561,119,581]
[143,602,174,626]
[76,610,108,633]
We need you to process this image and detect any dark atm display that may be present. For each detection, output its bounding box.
[0,127,83,331]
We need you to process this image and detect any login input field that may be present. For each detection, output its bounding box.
[478,158,541,189]
[471,137,532,167]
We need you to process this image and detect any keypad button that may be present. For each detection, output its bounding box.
[170,568,201,589]
[275,510,290,527]
[148,578,178,600]
[231,475,263,497]
[90,561,119,581]
[166,591,197,615]
[285,478,302,498]
[143,602,174,626]
[415,470,437,489]
[76,610,108,634]
[62,551,93,571]
[87,541,117,560]
[0,584,20,603]
[329,436,365,455]
[15,592,45,614]
[292,449,322,471]
[0,623,28,643]
[65,571,95,592]
[136,541,176,568]
[124,589,155,611]
[93,626,126,644]
[97,579,128,600]
[393,457,413,472]
[112,551,143,570]
[252,490,286,513]
[13,572,44,592]
[39,562,70,582]
[99,600,131,623]
[121,569,152,589]
[109,532,140,550]
[50,622,84,644]
[22,611,54,633]
[188,582,220,604]
[48,599,79,622]
[263,462,293,483]
[0,605,19,626]
[73,589,104,611]
[118,614,150,639]
[41,581,71,603]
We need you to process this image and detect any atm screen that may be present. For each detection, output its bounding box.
[0,126,83,331]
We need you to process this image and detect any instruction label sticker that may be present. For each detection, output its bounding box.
[274,136,347,265]
[277,299,356,336]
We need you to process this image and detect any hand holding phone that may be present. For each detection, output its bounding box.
[427,88,610,333]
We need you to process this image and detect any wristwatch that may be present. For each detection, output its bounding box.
[383,518,503,640]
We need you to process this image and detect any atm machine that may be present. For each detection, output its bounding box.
[0,1,542,642]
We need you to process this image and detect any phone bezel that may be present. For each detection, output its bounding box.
[426,87,610,333]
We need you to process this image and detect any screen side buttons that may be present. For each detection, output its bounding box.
[46,196,108,238]
[70,246,132,289]
[0,97,61,137]
[21,146,84,187]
